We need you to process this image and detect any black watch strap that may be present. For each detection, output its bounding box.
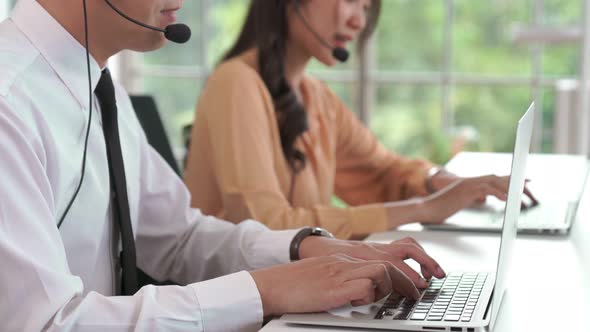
[289,227,334,261]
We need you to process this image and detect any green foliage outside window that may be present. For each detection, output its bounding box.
[136,0,580,165]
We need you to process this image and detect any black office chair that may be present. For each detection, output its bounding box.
[129,94,181,287]
[130,95,181,176]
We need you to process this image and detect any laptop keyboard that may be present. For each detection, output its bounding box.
[374,272,489,322]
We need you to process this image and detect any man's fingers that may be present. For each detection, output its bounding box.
[383,239,435,281]
[391,260,428,289]
[346,261,420,300]
[392,244,446,279]
[421,265,432,281]
[370,255,427,289]
[350,286,377,307]
[342,263,393,301]
[394,237,425,251]
[340,279,377,307]
[386,263,421,300]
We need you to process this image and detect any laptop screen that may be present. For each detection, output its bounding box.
[489,102,535,328]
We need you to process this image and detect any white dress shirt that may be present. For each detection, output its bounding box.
[0,0,299,330]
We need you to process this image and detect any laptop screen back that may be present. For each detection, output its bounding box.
[489,102,535,328]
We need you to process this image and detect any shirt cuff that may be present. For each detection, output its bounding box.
[190,271,263,332]
[248,227,300,266]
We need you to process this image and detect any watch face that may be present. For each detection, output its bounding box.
[312,227,334,238]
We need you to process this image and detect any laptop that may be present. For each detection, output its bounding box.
[280,103,534,331]
[427,117,588,235]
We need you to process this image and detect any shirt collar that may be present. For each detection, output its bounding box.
[11,0,102,108]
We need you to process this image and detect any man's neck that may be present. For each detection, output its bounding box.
[37,0,117,67]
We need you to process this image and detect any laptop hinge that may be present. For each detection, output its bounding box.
[483,289,494,321]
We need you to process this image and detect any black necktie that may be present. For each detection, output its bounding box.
[95,68,139,295]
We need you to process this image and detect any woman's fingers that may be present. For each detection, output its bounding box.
[523,185,539,206]
[487,175,539,207]
[482,183,508,201]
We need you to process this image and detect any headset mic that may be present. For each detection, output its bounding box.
[294,1,349,63]
[104,0,192,44]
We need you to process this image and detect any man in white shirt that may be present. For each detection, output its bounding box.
[0,0,445,330]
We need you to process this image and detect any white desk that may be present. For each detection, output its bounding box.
[262,184,590,331]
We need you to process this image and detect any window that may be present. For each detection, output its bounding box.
[1,0,15,19]
[123,0,249,150]
[120,0,584,166]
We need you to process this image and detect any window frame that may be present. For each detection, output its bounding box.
[114,0,588,156]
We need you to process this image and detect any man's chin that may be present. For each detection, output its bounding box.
[132,36,168,53]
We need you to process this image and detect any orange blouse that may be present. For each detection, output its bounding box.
[184,50,434,239]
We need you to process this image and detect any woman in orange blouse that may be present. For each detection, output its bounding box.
[184,0,535,239]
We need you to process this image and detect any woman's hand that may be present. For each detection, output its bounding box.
[419,175,537,224]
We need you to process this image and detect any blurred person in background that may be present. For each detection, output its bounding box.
[184,0,535,239]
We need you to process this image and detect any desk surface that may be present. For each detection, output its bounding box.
[262,177,590,331]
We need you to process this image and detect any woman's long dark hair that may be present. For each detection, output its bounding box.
[222,0,381,174]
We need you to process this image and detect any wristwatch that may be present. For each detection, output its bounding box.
[289,227,334,261]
